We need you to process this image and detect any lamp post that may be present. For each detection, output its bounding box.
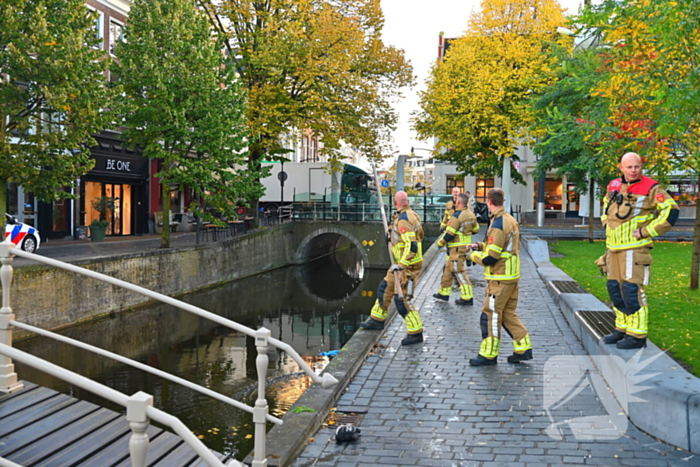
[414,182,427,222]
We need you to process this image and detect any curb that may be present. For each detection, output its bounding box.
[520,234,700,455]
[243,242,442,467]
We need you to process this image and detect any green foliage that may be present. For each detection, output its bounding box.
[414,0,567,184]
[115,0,258,247]
[551,240,700,376]
[204,0,413,170]
[290,405,316,414]
[0,0,113,225]
[90,196,114,227]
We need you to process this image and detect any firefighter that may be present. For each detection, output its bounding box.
[599,152,679,350]
[433,193,479,305]
[440,186,461,232]
[360,191,425,345]
[468,188,532,366]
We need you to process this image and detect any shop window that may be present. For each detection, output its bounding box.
[475,178,494,203]
[533,179,563,211]
[669,181,698,207]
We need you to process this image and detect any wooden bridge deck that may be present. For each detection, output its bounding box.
[0,381,231,466]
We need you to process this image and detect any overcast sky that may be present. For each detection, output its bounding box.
[379,0,588,162]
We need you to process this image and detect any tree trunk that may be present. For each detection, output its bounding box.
[248,144,264,228]
[160,168,171,249]
[691,174,700,290]
[0,176,7,230]
[588,178,595,243]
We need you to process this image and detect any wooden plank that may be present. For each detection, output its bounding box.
[33,415,132,467]
[0,400,97,456]
[151,441,200,467]
[0,387,57,420]
[0,394,76,437]
[72,424,163,467]
[113,431,184,467]
[188,450,229,467]
[7,407,120,466]
[0,381,38,404]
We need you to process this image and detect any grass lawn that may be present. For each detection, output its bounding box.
[550,240,700,377]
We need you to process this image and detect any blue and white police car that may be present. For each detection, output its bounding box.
[4,214,40,253]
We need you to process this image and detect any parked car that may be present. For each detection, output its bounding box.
[4,213,40,253]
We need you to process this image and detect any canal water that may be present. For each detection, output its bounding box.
[15,245,384,460]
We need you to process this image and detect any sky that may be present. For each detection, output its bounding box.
[379,0,588,161]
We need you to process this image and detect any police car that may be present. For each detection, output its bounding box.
[4,214,40,253]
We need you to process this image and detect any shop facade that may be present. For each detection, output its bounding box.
[78,133,150,237]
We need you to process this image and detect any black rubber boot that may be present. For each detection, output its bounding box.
[469,355,497,366]
[616,335,647,349]
[401,333,423,346]
[359,318,385,330]
[455,298,474,306]
[507,348,533,363]
[433,293,449,301]
[603,330,626,344]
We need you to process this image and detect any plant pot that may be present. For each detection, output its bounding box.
[89,226,107,242]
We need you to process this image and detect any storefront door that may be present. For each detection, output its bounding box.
[85,181,133,236]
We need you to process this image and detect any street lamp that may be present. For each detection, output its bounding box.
[414,182,428,222]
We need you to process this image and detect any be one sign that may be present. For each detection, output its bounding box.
[106,159,131,172]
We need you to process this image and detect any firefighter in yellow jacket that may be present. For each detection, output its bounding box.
[360,191,425,345]
[440,186,461,231]
[468,188,532,366]
[434,193,479,305]
[599,152,679,349]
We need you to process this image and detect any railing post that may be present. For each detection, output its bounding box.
[362,203,365,221]
[127,391,153,467]
[0,240,23,394]
[252,327,271,467]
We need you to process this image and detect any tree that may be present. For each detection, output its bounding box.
[0,0,112,229]
[200,0,413,219]
[576,0,700,288]
[115,0,257,248]
[414,0,567,184]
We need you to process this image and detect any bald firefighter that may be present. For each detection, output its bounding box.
[598,152,679,349]
[360,191,425,345]
[434,193,479,305]
[440,186,461,232]
[468,188,533,366]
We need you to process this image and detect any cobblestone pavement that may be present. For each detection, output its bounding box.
[292,248,699,467]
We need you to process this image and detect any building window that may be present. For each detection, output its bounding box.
[311,138,318,162]
[86,7,104,48]
[301,136,308,162]
[446,175,465,194]
[109,20,124,55]
[475,178,494,203]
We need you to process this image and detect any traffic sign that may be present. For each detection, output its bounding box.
[381,179,389,188]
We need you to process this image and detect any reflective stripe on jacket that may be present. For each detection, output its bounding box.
[469,207,520,282]
[391,207,424,267]
[437,209,479,249]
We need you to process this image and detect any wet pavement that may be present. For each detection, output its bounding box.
[291,248,698,467]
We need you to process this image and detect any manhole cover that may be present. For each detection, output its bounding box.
[577,310,616,339]
[551,280,590,294]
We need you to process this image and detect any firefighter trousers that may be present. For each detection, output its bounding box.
[437,249,473,300]
[478,280,531,358]
[605,248,652,338]
[369,263,423,334]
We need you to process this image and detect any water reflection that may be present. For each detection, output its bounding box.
[15,252,383,460]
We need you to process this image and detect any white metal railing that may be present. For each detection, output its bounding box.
[0,343,240,467]
[0,239,338,467]
[290,202,445,223]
